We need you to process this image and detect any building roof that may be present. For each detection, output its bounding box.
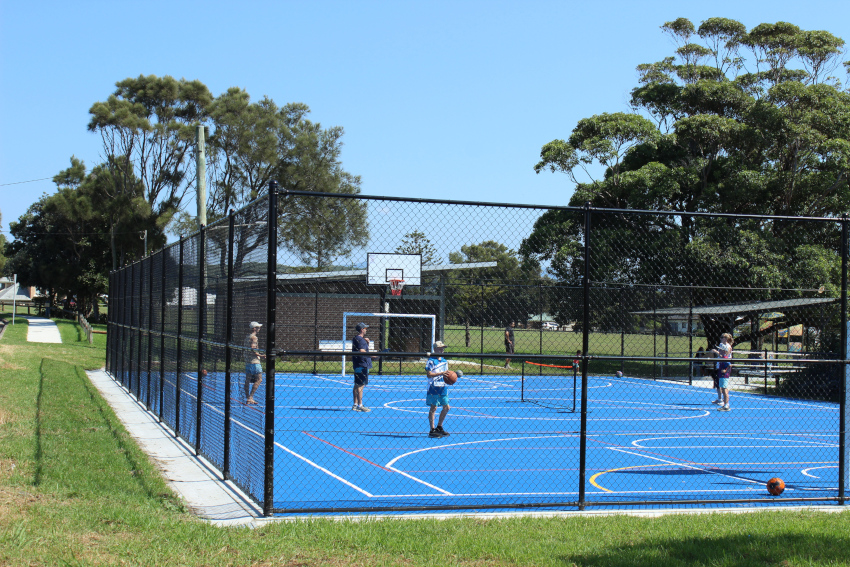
[0,283,34,302]
[631,297,837,318]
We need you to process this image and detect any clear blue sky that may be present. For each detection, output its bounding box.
[2,0,848,238]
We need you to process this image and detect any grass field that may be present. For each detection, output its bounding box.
[2,311,850,566]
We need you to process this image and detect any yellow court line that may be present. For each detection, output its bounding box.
[589,461,838,493]
[589,464,670,493]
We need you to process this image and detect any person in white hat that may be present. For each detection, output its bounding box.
[244,322,265,404]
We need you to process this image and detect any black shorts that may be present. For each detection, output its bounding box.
[354,368,369,386]
[505,342,514,354]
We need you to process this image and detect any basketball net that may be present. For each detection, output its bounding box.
[389,279,405,296]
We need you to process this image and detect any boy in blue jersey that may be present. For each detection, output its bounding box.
[426,340,457,438]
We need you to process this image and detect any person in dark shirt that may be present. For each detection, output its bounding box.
[504,321,515,369]
[351,322,372,412]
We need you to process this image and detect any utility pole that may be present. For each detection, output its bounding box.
[196,124,207,229]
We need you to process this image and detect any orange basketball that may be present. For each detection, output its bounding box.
[767,477,785,496]
[443,370,458,385]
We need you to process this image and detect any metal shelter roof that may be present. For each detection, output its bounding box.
[631,297,837,318]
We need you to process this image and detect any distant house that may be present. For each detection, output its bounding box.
[0,278,38,313]
[0,277,36,303]
[527,313,559,330]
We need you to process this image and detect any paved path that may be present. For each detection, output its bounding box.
[22,316,62,343]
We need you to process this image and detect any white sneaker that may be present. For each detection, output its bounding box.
[718,405,730,412]
[357,405,371,412]
[712,399,722,404]
[352,405,358,411]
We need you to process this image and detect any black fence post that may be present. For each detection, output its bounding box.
[538,282,543,359]
[377,288,385,375]
[314,289,319,375]
[160,248,167,422]
[196,225,206,456]
[264,183,278,516]
[223,211,235,480]
[147,256,154,408]
[176,237,184,437]
[106,272,112,375]
[579,202,592,510]
[131,262,138,396]
[137,260,144,401]
[839,217,848,504]
[120,268,126,388]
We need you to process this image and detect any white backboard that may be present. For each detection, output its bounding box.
[367,253,421,285]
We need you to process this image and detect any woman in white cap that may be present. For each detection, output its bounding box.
[244,322,265,404]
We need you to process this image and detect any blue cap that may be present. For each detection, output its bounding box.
[356,322,369,332]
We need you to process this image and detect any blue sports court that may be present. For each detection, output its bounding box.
[150,365,840,514]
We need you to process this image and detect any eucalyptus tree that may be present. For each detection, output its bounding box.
[526,18,850,342]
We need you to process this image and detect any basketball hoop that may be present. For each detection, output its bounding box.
[389,279,405,296]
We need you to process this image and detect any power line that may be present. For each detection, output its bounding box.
[0,177,54,187]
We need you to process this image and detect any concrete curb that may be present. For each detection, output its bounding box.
[85,369,264,527]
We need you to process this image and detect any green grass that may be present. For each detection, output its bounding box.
[2,311,850,566]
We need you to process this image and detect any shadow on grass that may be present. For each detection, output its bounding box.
[33,356,172,502]
[559,533,850,566]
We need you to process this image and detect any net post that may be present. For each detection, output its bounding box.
[263,183,278,517]
[521,361,525,402]
[223,210,235,480]
[195,224,205,456]
[764,349,769,395]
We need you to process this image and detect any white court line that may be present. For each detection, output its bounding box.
[170,381,374,497]
[631,435,837,449]
[386,434,578,468]
[384,398,711,422]
[802,466,838,478]
[179,379,454,497]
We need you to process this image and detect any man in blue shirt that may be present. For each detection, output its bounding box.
[351,322,372,412]
[426,340,455,438]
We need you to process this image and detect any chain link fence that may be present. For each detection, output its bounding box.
[107,186,849,515]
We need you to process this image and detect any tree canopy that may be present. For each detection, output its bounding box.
[526,18,850,341]
[4,158,155,317]
[6,75,366,310]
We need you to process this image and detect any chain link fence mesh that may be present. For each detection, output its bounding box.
[107,190,849,515]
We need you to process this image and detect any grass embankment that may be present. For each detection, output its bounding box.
[1,311,850,566]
